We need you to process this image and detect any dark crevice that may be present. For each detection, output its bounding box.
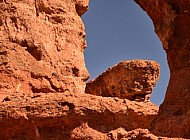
[2,96,11,102]
[170,2,180,14]
[34,0,39,16]
[20,39,42,61]
[72,67,79,77]
[10,16,19,29]
[10,38,43,61]
[0,15,3,26]
[81,75,89,82]
[49,80,60,92]
[51,16,62,23]
[31,72,47,79]
[26,45,42,61]
[30,86,54,93]
[131,94,146,102]
[75,4,88,17]
[0,51,7,55]
[58,101,75,113]
[173,109,185,116]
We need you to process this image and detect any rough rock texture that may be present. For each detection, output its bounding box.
[86,60,160,102]
[135,0,190,138]
[0,92,158,139]
[0,0,190,139]
[71,126,165,140]
[0,1,161,139]
[0,0,89,95]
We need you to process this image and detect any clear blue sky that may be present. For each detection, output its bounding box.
[82,0,170,105]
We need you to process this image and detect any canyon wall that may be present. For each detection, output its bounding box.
[0,0,190,139]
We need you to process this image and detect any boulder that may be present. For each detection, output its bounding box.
[86,60,160,102]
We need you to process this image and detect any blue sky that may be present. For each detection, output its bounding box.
[82,0,170,105]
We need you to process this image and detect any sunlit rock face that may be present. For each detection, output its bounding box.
[86,60,160,102]
[0,0,89,95]
[0,0,190,139]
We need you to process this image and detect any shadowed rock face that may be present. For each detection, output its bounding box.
[86,60,160,102]
[0,0,190,139]
[135,0,190,138]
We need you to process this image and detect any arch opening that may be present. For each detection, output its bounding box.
[82,0,170,105]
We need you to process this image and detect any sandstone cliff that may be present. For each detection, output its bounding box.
[0,0,190,139]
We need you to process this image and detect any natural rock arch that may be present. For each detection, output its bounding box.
[0,0,189,139]
[84,0,190,137]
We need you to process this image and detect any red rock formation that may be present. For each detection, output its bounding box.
[86,60,160,102]
[0,92,158,139]
[0,0,89,95]
[135,0,190,138]
[0,0,190,139]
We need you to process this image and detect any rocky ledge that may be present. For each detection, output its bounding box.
[0,92,158,139]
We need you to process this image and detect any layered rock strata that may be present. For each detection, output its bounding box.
[86,60,160,102]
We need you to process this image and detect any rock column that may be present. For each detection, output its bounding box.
[135,0,190,137]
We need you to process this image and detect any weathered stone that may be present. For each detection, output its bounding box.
[0,0,89,95]
[86,60,160,102]
[0,92,158,139]
[135,0,190,138]
[71,125,183,140]
[0,0,190,139]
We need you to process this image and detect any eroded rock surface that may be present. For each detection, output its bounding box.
[0,92,158,139]
[0,0,190,139]
[135,0,190,138]
[0,0,89,95]
[86,60,160,102]
[71,126,167,140]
